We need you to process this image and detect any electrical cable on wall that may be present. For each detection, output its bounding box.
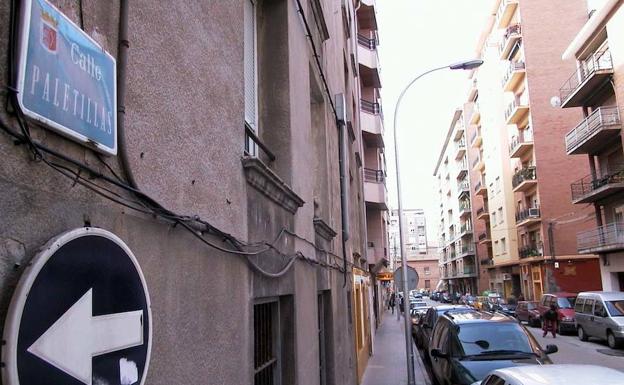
[3,0,362,280]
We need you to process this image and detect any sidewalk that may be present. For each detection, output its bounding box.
[362,310,431,385]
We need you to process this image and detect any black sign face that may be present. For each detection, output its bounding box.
[2,228,152,385]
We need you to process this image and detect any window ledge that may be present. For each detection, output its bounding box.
[313,217,337,241]
[242,156,304,214]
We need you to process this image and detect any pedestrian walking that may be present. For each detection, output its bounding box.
[399,295,405,314]
[389,292,396,314]
[542,304,558,338]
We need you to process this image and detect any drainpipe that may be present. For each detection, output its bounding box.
[116,0,137,188]
[336,94,350,287]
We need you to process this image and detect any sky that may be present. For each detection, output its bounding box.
[377,0,494,245]
[376,0,607,245]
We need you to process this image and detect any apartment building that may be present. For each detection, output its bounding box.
[434,110,479,296]
[560,0,624,291]
[466,0,602,300]
[387,209,438,290]
[0,1,381,384]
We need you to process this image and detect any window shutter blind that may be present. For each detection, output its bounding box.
[244,0,257,130]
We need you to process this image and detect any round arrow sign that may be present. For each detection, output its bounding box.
[2,228,152,385]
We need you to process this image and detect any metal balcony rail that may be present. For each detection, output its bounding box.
[476,206,486,216]
[458,159,468,170]
[501,61,525,87]
[357,33,377,50]
[504,94,527,121]
[508,126,533,154]
[360,99,381,115]
[512,166,537,188]
[515,207,540,223]
[460,244,475,255]
[463,266,476,275]
[560,48,613,102]
[455,140,466,151]
[245,123,276,161]
[460,222,473,234]
[364,168,385,183]
[577,222,624,251]
[478,231,490,241]
[519,244,543,258]
[459,201,471,212]
[458,180,470,191]
[565,106,620,152]
[474,180,483,192]
[571,165,624,201]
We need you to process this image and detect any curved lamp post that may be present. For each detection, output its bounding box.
[393,59,483,385]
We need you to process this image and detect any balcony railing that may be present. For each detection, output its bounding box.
[459,244,475,256]
[519,244,543,258]
[476,206,487,216]
[578,222,624,253]
[570,166,624,203]
[560,48,613,106]
[565,106,621,155]
[478,231,491,242]
[504,94,529,124]
[357,33,377,50]
[459,222,473,235]
[512,166,537,189]
[499,24,522,59]
[364,168,385,183]
[361,99,381,115]
[509,127,533,157]
[515,207,540,224]
[501,61,526,89]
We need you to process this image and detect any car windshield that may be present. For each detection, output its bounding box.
[557,297,575,309]
[457,323,534,356]
[606,300,624,316]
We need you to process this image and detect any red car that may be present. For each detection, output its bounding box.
[537,292,577,334]
[516,301,540,327]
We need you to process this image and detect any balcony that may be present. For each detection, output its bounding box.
[458,245,475,258]
[478,231,492,244]
[363,168,388,210]
[496,0,519,29]
[456,160,468,179]
[469,102,481,124]
[502,61,526,92]
[578,222,624,254]
[509,128,533,159]
[476,206,489,221]
[560,49,613,108]
[454,123,465,141]
[470,126,482,148]
[454,140,467,160]
[360,98,384,147]
[565,106,621,155]
[512,166,537,192]
[499,24,522,60]
[472,155,485,172]
[458,222,473,237]
[519,244,543,259]
[457,265,477,277]
[357,36,379,70]
[459,201,471,218]
[475,180,487,196]
[515,207,541,226]
[570,167,624,204]
[458,180,470,197]
[505,94,530,125]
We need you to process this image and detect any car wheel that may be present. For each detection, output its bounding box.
[557,324,562,335]
[607,331,623,349]
[578,326,588,341]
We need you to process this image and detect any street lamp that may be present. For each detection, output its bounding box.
[393,59,483,385]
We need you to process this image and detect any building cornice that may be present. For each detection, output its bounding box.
[313,217,338,241]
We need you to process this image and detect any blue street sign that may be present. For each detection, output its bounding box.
[16,0,117,155]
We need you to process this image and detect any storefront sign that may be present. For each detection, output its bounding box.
[2,228,151,385]
[17,0,117,155]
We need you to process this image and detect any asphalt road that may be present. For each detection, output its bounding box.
[420,298,624,374]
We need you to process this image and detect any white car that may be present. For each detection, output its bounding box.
[472,365,624,385]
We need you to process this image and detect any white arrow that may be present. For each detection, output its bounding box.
[27,288,144,385]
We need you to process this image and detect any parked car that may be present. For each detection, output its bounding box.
[461,295,476,307]
[410,300,427,310]
[491,298,517,317]
[428,311,557,385]
[474,296,489,311]
[414,305,473,361]
[441,292,452,303]
[537,292,577,334]
[473,364,624,385]
[574,291,624,349]
[516,301,540,327]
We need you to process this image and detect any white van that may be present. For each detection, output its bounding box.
[574,291,624,349]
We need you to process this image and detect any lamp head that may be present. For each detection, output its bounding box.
[449,59,484,71]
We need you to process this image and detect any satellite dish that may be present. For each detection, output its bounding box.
[550,96,561,108]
